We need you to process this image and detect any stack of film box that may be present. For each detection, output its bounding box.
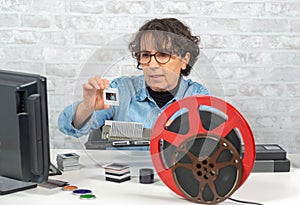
[242,144,290,172]
[56,153,80,171]
[103,163,131,183]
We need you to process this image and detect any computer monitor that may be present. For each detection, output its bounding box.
[0,69,50,185]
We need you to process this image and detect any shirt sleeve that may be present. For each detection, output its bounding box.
[57,101,113,138]
[186,79,209,96]
[57,77,128,138]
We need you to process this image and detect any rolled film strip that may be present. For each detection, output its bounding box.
[150,95,255,204]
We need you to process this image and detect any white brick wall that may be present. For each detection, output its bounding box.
[0,0,299,153]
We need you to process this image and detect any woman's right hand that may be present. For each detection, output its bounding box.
[82,75,110,111]
[73,76,110,129]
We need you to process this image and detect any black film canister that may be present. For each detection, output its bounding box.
[139,168,154,184]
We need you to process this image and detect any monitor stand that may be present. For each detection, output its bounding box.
[49,162,62,176]
[0,176,37,195]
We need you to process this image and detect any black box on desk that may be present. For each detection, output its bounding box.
[242,144,290,172]
[252,159,290,172]
[242,144,287,160]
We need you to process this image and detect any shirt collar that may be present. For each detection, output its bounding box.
[135,77,148,102]
[135,76,189,102]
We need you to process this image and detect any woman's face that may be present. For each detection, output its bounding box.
[139,34,190,92]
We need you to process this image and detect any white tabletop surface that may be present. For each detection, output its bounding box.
[1,149,300,205]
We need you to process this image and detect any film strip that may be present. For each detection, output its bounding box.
[150,95,255,204]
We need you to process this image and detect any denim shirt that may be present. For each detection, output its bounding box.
[58,75,209,139]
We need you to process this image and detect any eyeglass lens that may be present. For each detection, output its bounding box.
[138,52,171,64]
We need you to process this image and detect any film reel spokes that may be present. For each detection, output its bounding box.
[171,135,242,203]
[150,95,255,204]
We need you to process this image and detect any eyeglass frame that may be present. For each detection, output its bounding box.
[134,51,175,65]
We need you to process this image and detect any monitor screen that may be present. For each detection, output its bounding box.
[0,69,50,183]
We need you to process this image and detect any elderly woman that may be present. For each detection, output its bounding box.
[58,18,209,148]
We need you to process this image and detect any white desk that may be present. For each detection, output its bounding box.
[1,150,300,205]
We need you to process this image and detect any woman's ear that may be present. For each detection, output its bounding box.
[181,52,190,70]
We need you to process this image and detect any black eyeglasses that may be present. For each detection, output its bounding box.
[135,51,172,64]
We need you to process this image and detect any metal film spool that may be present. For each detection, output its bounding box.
[171,135,242,204]
[150,96,255,203]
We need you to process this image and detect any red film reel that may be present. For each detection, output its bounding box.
[150,95,255,203]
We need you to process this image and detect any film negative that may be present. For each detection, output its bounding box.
[150,95,255,204]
